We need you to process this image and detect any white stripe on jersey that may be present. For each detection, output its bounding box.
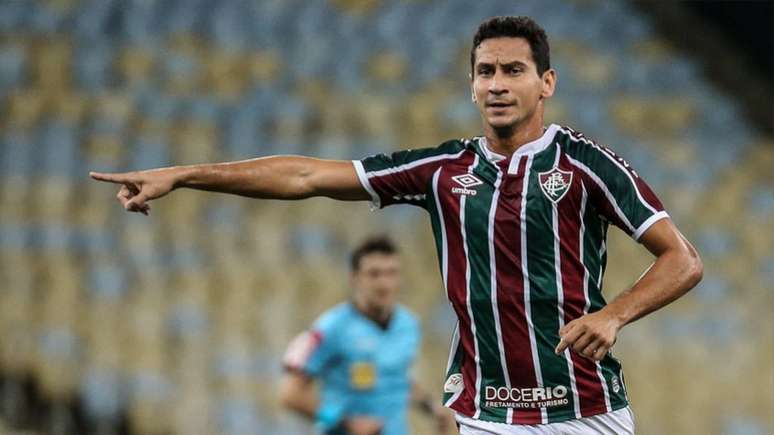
[444,323,465,408]
[460,154,483,419]
[519,154,548,424]
[566,155,636,234]
[633,211,669,240]
[435,167,467,409]
[352,160,380,209]
[486,165,514,423]
[364,149,467,179]
[432,168,450,299]
[579,184,613,413]
[552,145,582,419]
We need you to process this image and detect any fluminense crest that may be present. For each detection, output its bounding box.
[538,167,573,203]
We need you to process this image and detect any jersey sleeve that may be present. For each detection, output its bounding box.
[282,313,339,377]
[563,132,668,241]
[353,140,466,209]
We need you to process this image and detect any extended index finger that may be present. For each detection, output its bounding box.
[90,171,131,184]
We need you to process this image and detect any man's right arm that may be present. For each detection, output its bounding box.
[89,156,370,214]
[278,371,319,419]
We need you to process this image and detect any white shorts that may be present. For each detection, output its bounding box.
[456,407,635,435]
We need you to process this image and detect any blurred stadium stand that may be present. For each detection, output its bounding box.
[0,0,771,434]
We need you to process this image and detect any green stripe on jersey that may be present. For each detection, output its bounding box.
[581,210,608,311]
[524,145,578,423]
[557,131,655,231]
[582,188,629,409]
[442,328,464,404]
[428,168,466,406]
[360,140,465,172]
[428,169,446,289]
[462,157,508,422]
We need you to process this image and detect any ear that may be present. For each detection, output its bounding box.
[540,68,557,99]
[349,272,357,290]
[469,73,476,103]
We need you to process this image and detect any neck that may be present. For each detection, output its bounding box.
[352,293,391,325]
[483,108,546,155]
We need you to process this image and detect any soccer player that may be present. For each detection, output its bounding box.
[91,16,703,435]
[279,236,453,435]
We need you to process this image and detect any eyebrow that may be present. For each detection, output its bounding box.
[475,60,529,69]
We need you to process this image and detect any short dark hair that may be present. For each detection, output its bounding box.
[470,16,551,76]
[350,235,398,271]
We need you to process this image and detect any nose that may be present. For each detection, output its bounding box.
[488,71,507,95]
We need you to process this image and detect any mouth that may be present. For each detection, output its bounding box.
[486,102,514,109]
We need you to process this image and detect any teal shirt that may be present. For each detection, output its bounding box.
[284,302,421,435]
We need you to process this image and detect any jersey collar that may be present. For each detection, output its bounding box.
[474,123,560,171]
[348,301,394,331]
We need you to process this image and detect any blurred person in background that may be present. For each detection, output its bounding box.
[91,15,703,435]
[279,236,453,435]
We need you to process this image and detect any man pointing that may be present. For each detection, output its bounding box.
[92,16,702,434]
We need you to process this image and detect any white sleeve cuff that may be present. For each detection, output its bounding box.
[352,160,381,210]
[633,211,669,241]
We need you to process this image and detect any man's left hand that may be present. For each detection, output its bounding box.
[554,310,622,361]
[432,404,456,434]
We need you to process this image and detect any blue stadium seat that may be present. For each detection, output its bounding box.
[0,221,30,251]
[79,366,126,423]
[128,135,171,170]
[73,42,114,91]
[217,398,261,435]
[38,327,81,372]
[169,301,209,341]
[0,42,26,93]
[88,261,128,300]
[0,2,27,33]
[36,120,82,177]
[0,131,35,176]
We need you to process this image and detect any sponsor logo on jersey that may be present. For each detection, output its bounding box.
[483,385,570,409]
[444,373,464,393]
[538,167,573,203]
[611,375,621,393]
[350,361,376,390]
[451,174,483,196]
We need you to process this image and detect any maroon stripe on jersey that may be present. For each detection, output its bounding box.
[570,166,631,234]
[633,177,664,211]
[493,156,542,425]
[557,158,608,415]
[367,156,461,206]
[598,146,664,212]
[439,153,477,417]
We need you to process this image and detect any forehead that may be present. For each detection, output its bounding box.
[357,253,400,270]
[474,37,534,65]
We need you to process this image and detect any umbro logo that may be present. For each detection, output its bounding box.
[451,174,482,196]
[452,174,483,188]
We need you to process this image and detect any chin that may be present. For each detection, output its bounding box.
[487,118,519,130]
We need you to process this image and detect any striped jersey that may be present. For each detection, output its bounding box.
[352,124,669,425]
